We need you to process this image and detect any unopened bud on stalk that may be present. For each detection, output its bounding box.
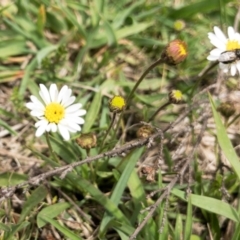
[169,90,183,104]
[109,95,126,113]
[161,39,187,65]
[76,133,97,150]
[137,125,154,139]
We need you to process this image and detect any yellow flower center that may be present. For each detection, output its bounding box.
[172,90,183,101]
[226,40,240,50]
[44,103,65,123]
[178,43,187,56]
[109,96,126,113]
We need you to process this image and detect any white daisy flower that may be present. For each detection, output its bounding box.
[26,84,86,141]
[207,26,240,76]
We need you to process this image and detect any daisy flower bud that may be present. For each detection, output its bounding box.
[26,84,86,141]
[161,39,188,65]
[136,125,153,139]
[109,95,126,113]
[169,90,183,104]
[207,26,240,76]
[217,102,236,118]
[76,133,97,150]
[174,20,186,31]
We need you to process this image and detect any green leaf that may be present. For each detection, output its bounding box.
[4,221,30,239]
[209,93,240,180]
[36,45,59,66]
[0,40,28,58]
[19,185,48,222]
[0,173,27,186]
[38,216,82,240]
[184,196,193,240]
[172,188,240,223]
[168,0,232,19]
[0,119,17,135]
[82,91,102,132]
[175,213,183,240]
[65,173,132,227]
[37,202,71,228]
[99,147,144,235]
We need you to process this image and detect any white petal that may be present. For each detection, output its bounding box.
[46,124,51,132]
[30,109,44,117]
[35,119,48,128]
[231,64,237,76]
[30,95,45,107]
[26,102,44,111]
[65,116,85,125]
[74,109,87,116]
[227,26,235,40]
[210,48,222,57]
[208,33,226,51]
[49,84,58,102]
[61,88,72,106]
[214,26,227,43]
[65,103,82,113]
[35,120,48,137]
[207,55,218,61]
[62,96,76,107]
[57,85,68,103]
[49,123,57,132]
[58,124,70,141]
[39,84,51,105]
[236,61,240,73]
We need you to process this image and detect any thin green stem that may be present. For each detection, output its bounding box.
[147,101,171,122]
[100,112,117,150]
[112,58,164,142]
[126,58,164,105]
[45,132,60,163]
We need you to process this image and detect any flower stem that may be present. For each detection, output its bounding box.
[147,101,171,122]
[100,112,117,150]
[126,57,164,105]
[45,132,60,163]
[112,58,164,143]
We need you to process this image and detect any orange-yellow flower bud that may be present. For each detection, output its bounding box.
[161,39,187,65]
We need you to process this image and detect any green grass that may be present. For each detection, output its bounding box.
[1,0,240,239]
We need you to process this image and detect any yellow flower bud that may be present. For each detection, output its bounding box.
[109,95,126,113]
[169,90,183,104]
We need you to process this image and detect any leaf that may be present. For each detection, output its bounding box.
[99,147,144,235]
[0,40,27,58]
[0,173,27,186]
[172,188,240,223]
[65,173,132,226]
[37,202,71,228]
[36,45,59,66]
[4,222,29,239]
[82,91,102,132]
[175,213,183,240]
[38,216,82,240]
[184,196,193,240]
[19,185,48,222]
[168,0,232,19]
[0,119,17,135]
[209,93,240,180]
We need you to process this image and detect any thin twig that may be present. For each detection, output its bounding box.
[129,114,208,239]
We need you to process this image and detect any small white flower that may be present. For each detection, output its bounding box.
[26,84,86,141]
[207,26,240,76]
